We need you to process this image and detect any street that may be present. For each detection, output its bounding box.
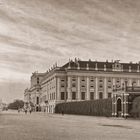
[0,110,140,140]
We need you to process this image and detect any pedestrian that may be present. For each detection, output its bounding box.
[62,110,64,115]
[25,109,27,114]
[18,107,20,113]
[29,109,32,114]
[44,108,46,113]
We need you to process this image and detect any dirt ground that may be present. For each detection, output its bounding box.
[0,110,140,140]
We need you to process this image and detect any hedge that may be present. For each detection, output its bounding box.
[55,98,112,117]
[130,96,140,118]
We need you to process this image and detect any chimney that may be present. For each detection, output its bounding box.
[121,65,123,72]
[77,62,80,70]
[129,66,131,72]
[86,63,89,70]
[104,64,106,71]
[68,61,71,69]
[137,65,140,72]
[95,63,98,70]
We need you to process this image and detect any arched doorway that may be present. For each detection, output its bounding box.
[36,106,39,112]
[117,98,122,117]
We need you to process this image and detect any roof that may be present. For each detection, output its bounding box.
[59,60,140,72]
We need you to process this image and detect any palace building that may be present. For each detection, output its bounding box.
[24,59,140,114]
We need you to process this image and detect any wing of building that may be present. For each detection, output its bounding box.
[24,59,140,113]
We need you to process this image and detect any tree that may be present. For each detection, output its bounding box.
[8,99,24,110]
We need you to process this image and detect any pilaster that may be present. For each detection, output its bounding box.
[86,77,90,100]
[67,76,72,101]
[104,77,107,98]
[95,77,98,99]
[77,76,81,100]
[56,77,60,100]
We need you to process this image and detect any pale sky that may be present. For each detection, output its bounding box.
[1,0,140,103]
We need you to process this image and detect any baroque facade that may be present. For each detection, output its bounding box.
[24,59,140,114]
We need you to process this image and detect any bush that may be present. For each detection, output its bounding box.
[55,98,112,117]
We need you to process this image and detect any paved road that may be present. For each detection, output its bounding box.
[0,110,140,140]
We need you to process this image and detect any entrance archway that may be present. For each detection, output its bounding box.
[117,98,122,117]
[36,106,39,112]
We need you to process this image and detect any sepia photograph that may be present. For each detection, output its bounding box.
[1,0,140,140]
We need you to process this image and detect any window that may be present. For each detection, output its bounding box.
[36,97,39,104]
[108,85,112,88]
[108,93,112,98]
[81,85,85,88]
[90,85,94,88]
[81,77,85,82]
[50,94,52,100]
[81,92,85,100]
[99,92,103,99]
[61,92,65,100]
[61,79,65,82]
[61,84,65,88]
[99,79,103,82]
[99,85,103,88]
[72,83,76,87]
[37,77,39,84]
[72,78,76,81]
[53,93,55,100]
[90,92,94,100]
[72,92,76,100]
[108,79,111,83]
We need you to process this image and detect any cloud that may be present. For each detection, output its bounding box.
[1,0,140,102]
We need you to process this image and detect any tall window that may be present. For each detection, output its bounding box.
[61,79,65,82]
[61,84,65,88]
[99,92,103,99]
[72,83,76,87]
[90,85,94,88]
[37,77,39,84]
[36,97,39,104]
[81,92,85,100]
[53,93,55,100]
[99,85,103,88]
[81,85,85,88]
[108,92,112,98]
[90,92,94,100]
[72,77,76,81]
[99,79,103,82]
[72,92,76,100]
[61,92,65,100]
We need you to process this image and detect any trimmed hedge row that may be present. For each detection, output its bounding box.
[55,98,112,117]
[130,96,140,118]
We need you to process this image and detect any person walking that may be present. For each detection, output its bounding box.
[29,108,32,114]
[18,107,20,113]
[25,108,27,114]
